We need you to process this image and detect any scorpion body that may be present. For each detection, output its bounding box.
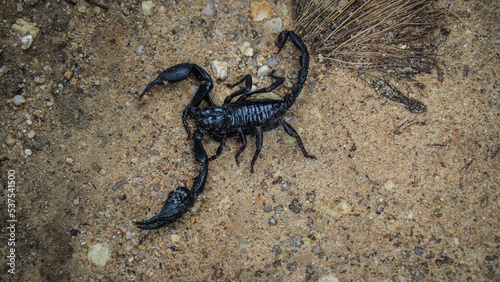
[136,31,316,230]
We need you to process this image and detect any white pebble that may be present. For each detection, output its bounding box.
[210,60,228,80]
[318,274,339,282]
[201,0,217,17]
[244,47,254,57]
[34,75,45,84]
[87,243,111,267]
[249,2,272,22]
[5,134,16,146]
[257,65,270,78]
[77,5,86,13]
[384,180,395,190]
[12,95,26,106]
[136,44,145,55]
[25,149,32,156]
[21,34,33,50]
[0,65,9,74]
[142,1,154,16]
[263,18,283,34]
[268,56,280,67]
[239,42,251,53]
[24,0,39,5]
[170,234,181,243]
[27,130,35,138]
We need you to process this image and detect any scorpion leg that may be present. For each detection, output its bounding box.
[224,72,285,103]
[279,120,317,160]
[224,75,252,104]
[234,128,247,166]
[250,126,263,173]
[208,134,226,161]
[136,130,209,230]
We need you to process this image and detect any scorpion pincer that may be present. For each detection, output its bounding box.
[136,31,316,230]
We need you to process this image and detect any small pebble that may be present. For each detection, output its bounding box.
[12,95,26,106]
[142,1,154,16]
[0,65,9,74]
[210,60,228,80]
[25,149,32,156]
[263,18,283,33]
[238,241,251,250]
[87,243,111,267]
[268,56,280,67]
[289,235,303,247]
[268,216,277,226]
[5,134,17,146]
[249,2,273,22]
[136,44,145,55]
[73,162,82,172]
[257,65,270,78]
[201,0,217,17]
[11,19,40,38]
[64,70,73,80]
[77,5,86,13]
[24,0,39,5]
[244,47,254,57]
[384,179,395,189]
[271,245,282,254]
[34,76,45,84]
[21,34,33,50]
[318,274,339,282]
[321,198,354,219]
[170,234,181,243]
[27,130,35,139]
[218,196,231,210]
[239,42,250,52]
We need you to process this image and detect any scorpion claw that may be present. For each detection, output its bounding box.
[136,187,195,230]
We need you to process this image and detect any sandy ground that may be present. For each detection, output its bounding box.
[1,0,498,281]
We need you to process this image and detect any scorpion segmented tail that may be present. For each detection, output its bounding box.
[277,31,310,109]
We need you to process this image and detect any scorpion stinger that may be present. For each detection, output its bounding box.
[136,31,316,230]
[136,130,209,230]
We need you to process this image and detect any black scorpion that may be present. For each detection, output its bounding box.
[136,31,316,230]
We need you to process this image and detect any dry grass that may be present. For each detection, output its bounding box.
[293,0,446,74]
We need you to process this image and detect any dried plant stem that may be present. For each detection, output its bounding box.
[293,0,446,73]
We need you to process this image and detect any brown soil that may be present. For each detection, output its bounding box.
[0,0,498,280]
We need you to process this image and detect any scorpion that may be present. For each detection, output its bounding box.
[136,31,316,230]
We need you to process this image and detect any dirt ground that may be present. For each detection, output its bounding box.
[1,0,498,281]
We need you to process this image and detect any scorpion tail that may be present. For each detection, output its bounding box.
[277,31,310,109]
[136,130,209,230]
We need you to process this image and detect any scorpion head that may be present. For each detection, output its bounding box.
[189,107,229,132]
